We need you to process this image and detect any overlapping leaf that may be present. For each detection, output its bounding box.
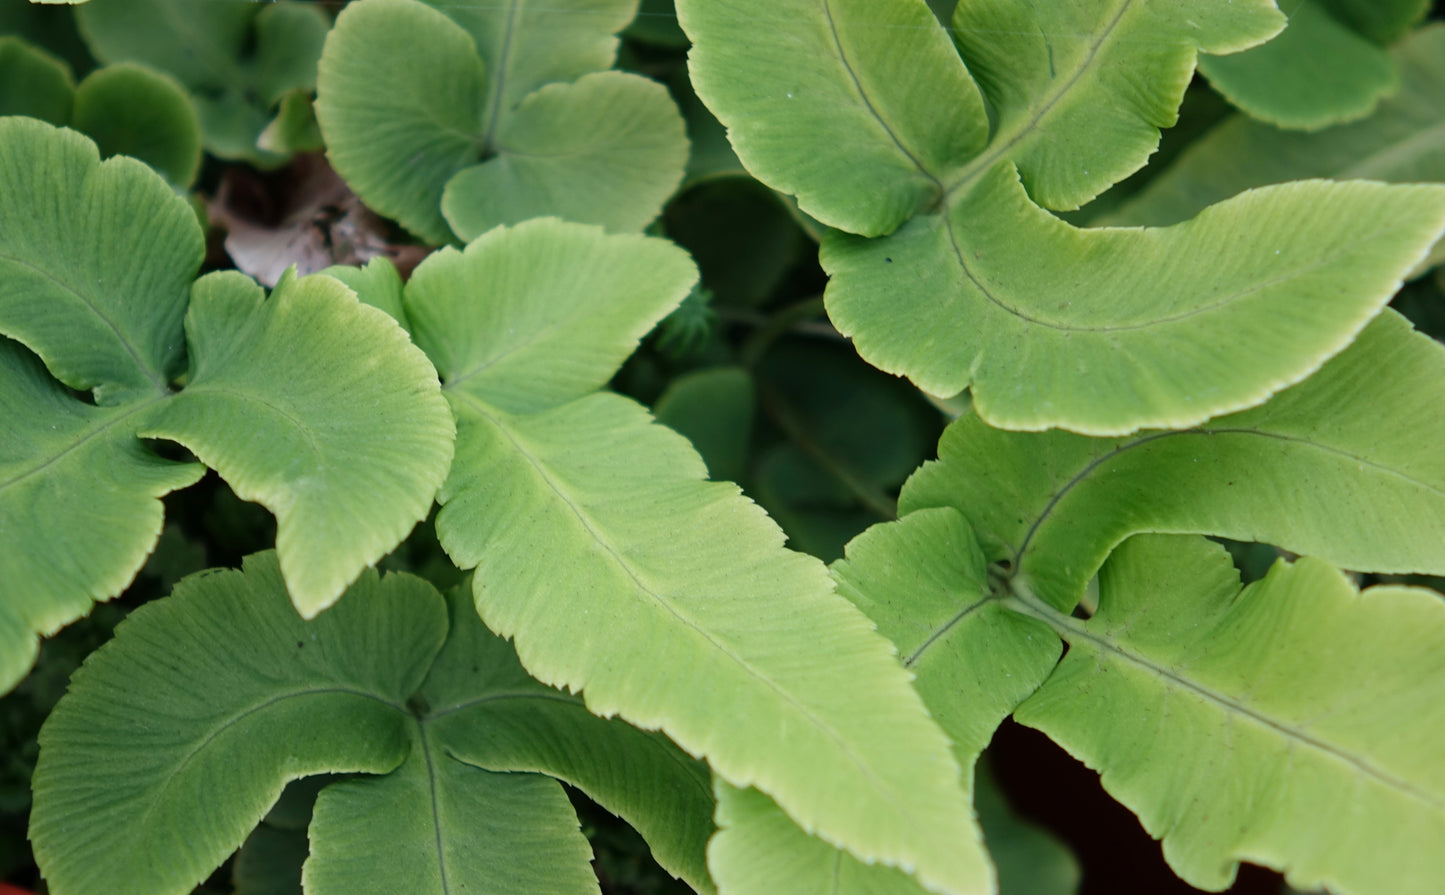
[1015,534,1445,894]
[140,270,454,618]
[317,0,687,245]
[75,0,328,166]
[0,120,454,692]
[411,219,988,895]
[1109,24,1445,269]
[1196,0,1426,129]
[0,39,203,187]
[30,553,716,895]
[901,309,1445,609]
[681,0,1445,433]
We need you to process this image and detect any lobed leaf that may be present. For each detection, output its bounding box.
[412,218,985,893]
[831,508,1060,770]
[0,116,200,402]
[407,217,697,414]
[682,0,1445,432]
[0,338,203,693]
[76,0,327,166]
[1014,535,1445,894]
[440,70,688,241]
[824,165,1445,434]
[677,0,989,236]
[318,0,685,244]
[305,748,600,895]
[420,586,716,894]
[424,0,638,125]
[140,271,455,617]
[28,554,444,895]
[902,309,1445,609]
[437,390,988,895]
[946,0,1283,211]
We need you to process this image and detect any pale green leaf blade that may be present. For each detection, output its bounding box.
[831,508,1061,769]
[947,0,1284,211]
[710,783,935,895]
[1197,1,1398,131]
[422,586,715,894]
[676,0,989,236]
[0,35,72,123]
[305,748,600,895]
[407,218,697,414]
[0,117,202,402]
[441,70,688,240]
[0,338,203,694]
[73,62,202,188]
[901,310,1445,609]
[1108,24,1445,258]
[316,0,488,245]
[1013,535,1445,894]
[140,272,456,617]
[436,391,987,895]
[824,164,1445,434]
[28,553,445,895]
[424,0,637,123]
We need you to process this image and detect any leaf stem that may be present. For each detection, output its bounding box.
[754,382,898,521]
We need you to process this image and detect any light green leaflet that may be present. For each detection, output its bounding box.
[1109,24,1445,269]
[316,0,687,245]
[901,310,1445,609]
[29,553,715,895]
[1196,0,1428,130]
[832,510,1445,894]
[75,0,328,167]
[401,219,988,895]
[1016,535,1445,894]
[0,120,454,693]
[679,0,1445,434]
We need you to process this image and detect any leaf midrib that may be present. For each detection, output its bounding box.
[478,0,523,150]
[940,0,1136,201]
[449,391,914,823]
[1012,426,1445,572]
[1004,591,1445,812]
[0,249,171,393]
[0,395,172,494]
[820,0,942,192]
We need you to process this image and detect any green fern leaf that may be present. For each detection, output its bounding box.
[679,0,1445,433]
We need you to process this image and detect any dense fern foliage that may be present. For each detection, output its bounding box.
[2,1,1444,894]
